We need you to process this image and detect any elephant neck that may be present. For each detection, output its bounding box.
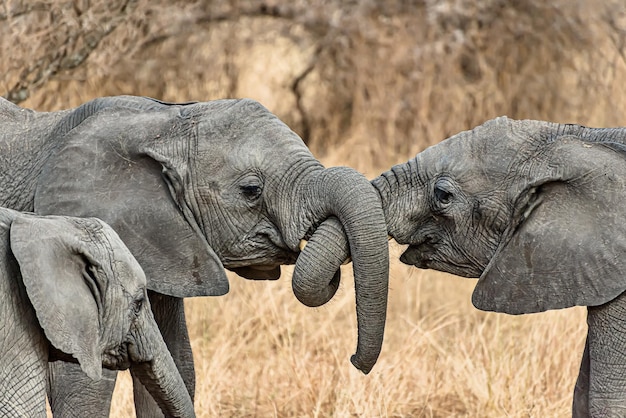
[0,108,68,211]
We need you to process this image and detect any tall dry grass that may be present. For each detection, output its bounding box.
[105,243,586,417]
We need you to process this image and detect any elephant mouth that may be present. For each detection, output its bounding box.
[400,244,432,268]
[102,344,133,370]
[401,242,482,278]
[226,217,344,281]
[232,222,327,280]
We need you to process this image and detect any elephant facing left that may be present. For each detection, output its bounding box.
[0,208,195,418]
[371,117,626,417]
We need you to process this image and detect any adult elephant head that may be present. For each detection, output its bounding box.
[0,95,389,416]
[1,209,194,417]
[371,116,626,416]
[28,97,388,374]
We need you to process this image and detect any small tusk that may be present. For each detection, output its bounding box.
[388,235,393,241]
[342,256,352,265]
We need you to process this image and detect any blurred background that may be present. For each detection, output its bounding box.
[4,0,625,416]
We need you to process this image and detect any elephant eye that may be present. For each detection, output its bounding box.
[434,186,452,204]
[132,295,145,315]
[240,184,263,201]
[238,174,264,202]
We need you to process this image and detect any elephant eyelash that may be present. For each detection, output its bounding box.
[240,184,263,200]
[431,175,458,209]
[132,293,146,315]
[434,186,453,204]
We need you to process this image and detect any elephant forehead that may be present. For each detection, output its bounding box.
[194,100,305,149]
[429,122,520,172]
[193,138,312,178]
[418,137,475,176]
[94,222,147,290]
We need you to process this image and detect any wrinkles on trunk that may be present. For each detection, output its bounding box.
[584,291,626,416]
[292,216,345,307]
[129,309,195,418]
[371,159,417,243]
[130,359,195,418]
[292,167,389,374]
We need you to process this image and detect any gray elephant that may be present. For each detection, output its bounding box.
[367,116,626,417]
[0,95,389,416]
[0,208,194,417]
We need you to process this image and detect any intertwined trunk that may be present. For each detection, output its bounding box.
[292,166,389,374]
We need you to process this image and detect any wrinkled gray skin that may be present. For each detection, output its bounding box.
[369,116,626,417]
[0,208,194,417]
[0,96,389,417]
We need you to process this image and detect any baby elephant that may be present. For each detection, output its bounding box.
[372,117,626,417]
[0,208,194,417]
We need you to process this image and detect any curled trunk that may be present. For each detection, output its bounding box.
[292,167,389,374]
[292,216,345,307]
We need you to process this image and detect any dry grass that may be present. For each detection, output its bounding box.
[102,243,587,418]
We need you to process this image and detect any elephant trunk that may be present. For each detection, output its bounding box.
[371,158,417,242]
[292,216,345,307]
[129,308,196,418]
[292,167,389,374]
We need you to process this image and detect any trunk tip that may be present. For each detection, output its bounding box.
[350,354,375,375]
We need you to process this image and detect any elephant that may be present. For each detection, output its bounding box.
[368,116,626,417]
[0,208,194,417]
[0,95,389,416]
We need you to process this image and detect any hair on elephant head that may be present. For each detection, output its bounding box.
[372,116,626,416]
[0,95,388,416]
[0,208,194,417]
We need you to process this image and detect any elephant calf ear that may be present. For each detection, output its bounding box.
[473,137,626,315]
[10,215,102,381]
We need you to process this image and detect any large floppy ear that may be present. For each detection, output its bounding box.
[473,136,626,314]
[34,105,229,298]
[10,215,103,380]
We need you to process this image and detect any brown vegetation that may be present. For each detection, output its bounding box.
[3,0,625,416]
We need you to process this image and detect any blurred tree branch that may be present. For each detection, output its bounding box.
[3,0,138,104]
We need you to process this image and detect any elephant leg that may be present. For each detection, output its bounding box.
[572,333,590,418]
[131,292,196,418]
[47,362,117,417]
[586,294,626,417]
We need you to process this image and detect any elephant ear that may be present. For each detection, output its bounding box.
[34,106,229,298]
[10,215,103,380]
[473,136,626,314]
